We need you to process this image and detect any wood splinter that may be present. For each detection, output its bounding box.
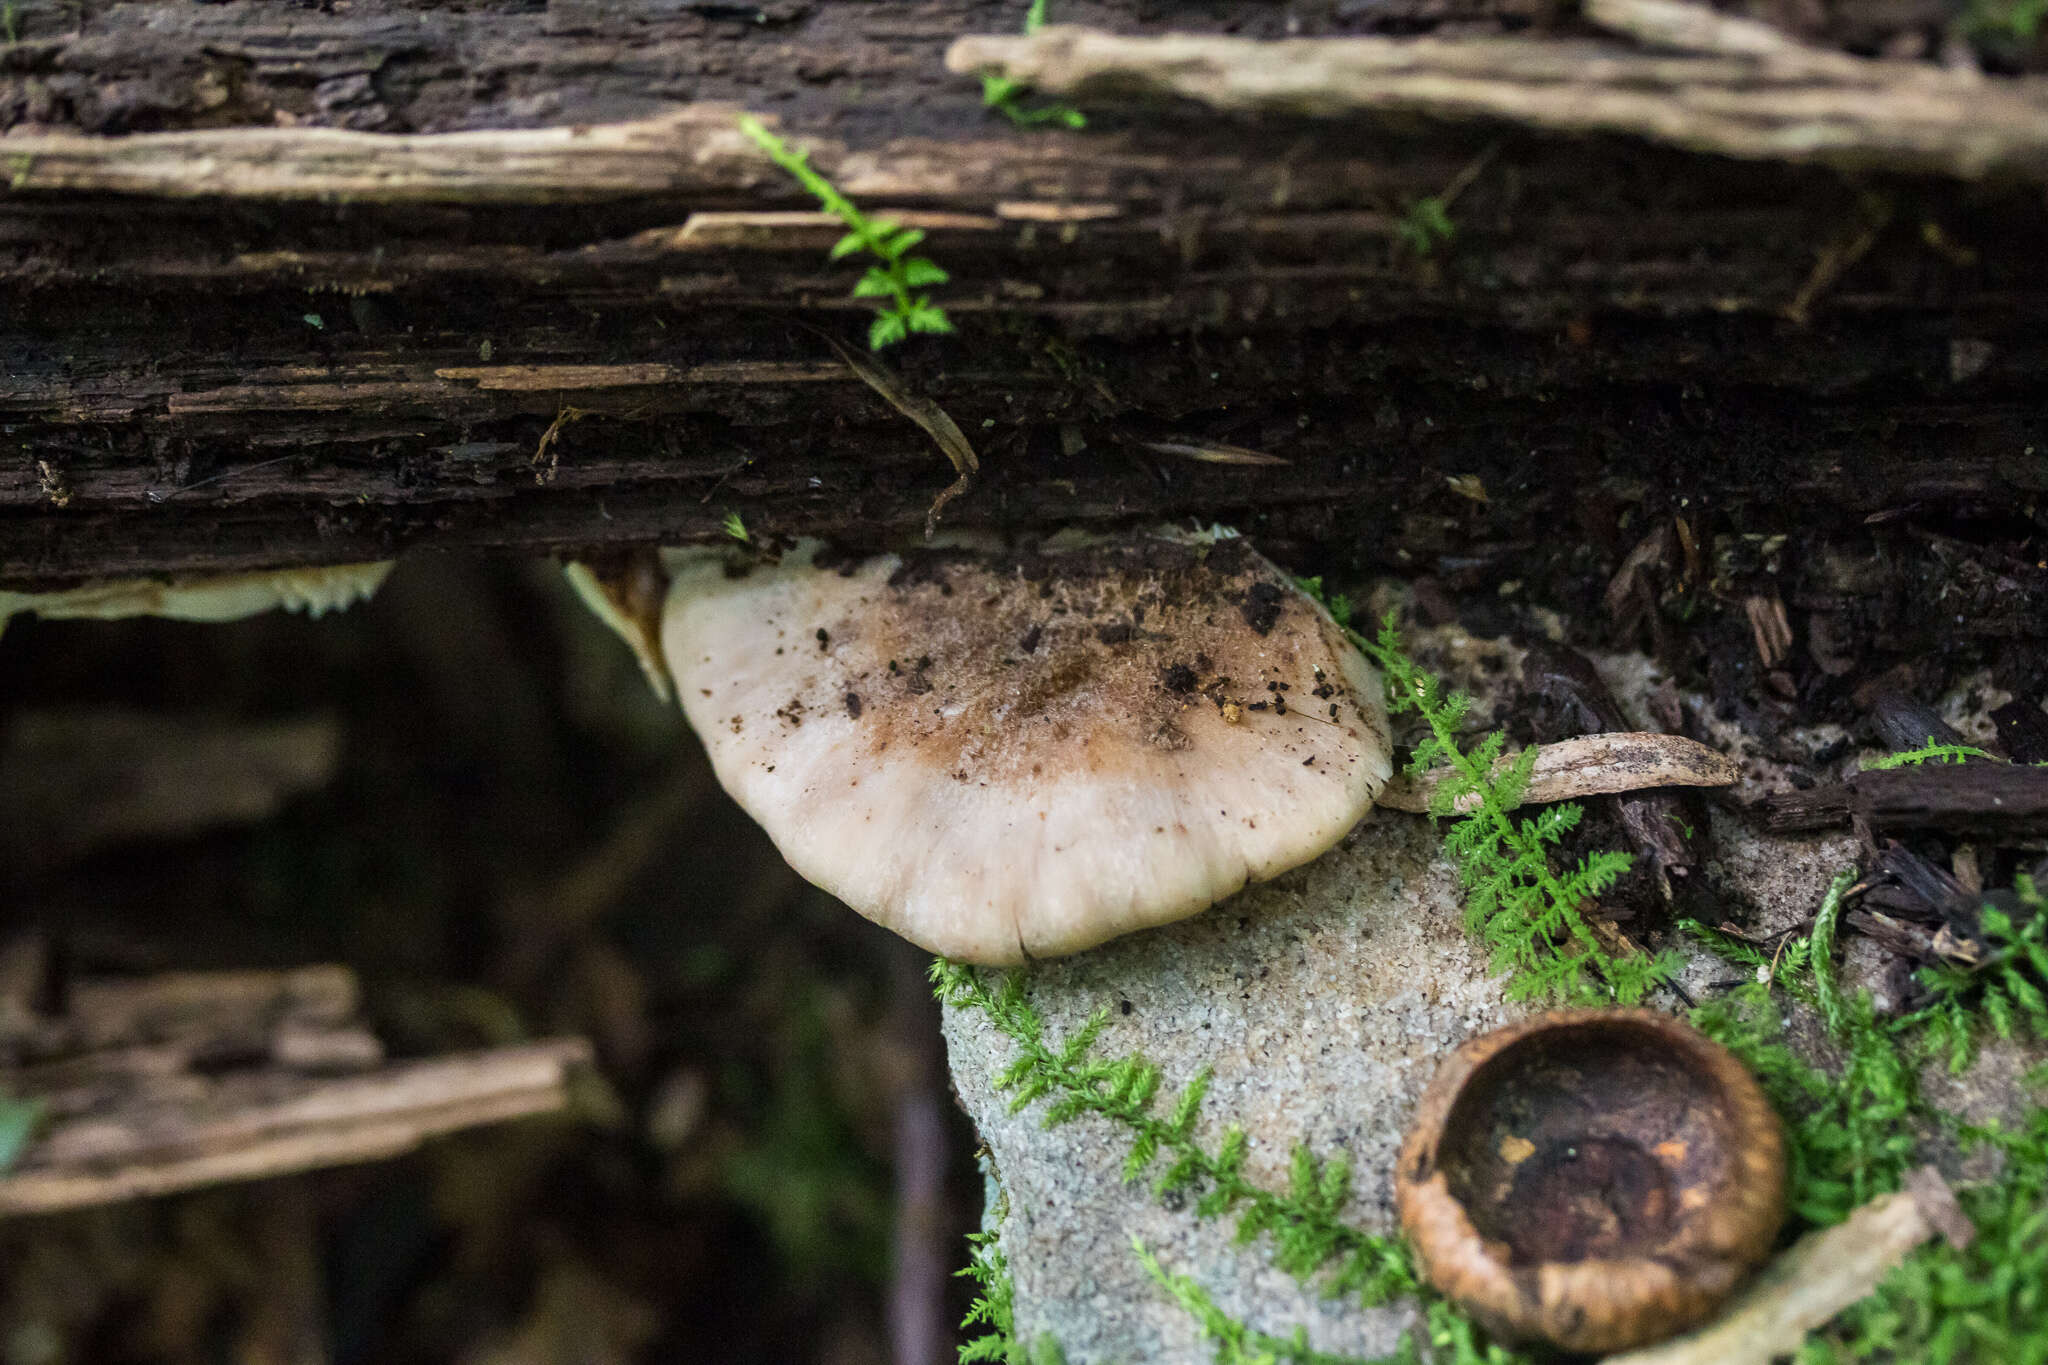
[1376,731,1739,814]
[1600,1166,1972,1364]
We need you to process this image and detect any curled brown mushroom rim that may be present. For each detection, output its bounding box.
[1396,1008,1787,1355]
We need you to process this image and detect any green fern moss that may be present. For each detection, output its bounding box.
[1864,741,1998,770]
[933,962,1418,1309]
[1911,874,2048,1075]
[1312,595,1679,1004]
[978,0,1088,129]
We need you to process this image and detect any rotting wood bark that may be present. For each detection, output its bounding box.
[1761,762,2048,837]
[0,0,2046,615]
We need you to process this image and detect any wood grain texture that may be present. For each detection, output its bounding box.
[0,0,2044,615]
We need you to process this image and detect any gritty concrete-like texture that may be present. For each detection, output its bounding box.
[942,812,1517,1363]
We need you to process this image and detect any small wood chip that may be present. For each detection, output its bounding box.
[1904,1165,1976,1251]
[1600,1171,1966,1365]
[1376,731,1739,814]
[1140,440,1291,467]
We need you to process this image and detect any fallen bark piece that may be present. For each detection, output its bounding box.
[0,959,360,1064]
[1523,644,1703,895]
[0,1038,592,1216]
[0,109,764,203]
[946,25,2048,182]
[1599,1170,1965,1365]
[1762,763,2048,836]
[1376,732,1738,814]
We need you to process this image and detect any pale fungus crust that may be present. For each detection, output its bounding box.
[0,562,394,641]
[660,530,1393,964]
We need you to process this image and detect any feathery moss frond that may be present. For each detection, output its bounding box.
[1864,741,1998,770]
[934,960,1419,1309]
[1336,608,1674,1004]
[1909,872,2048,1074]
[978,0,1088,128]
[1134,1239,1424,1365]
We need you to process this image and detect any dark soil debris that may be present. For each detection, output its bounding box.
[1240,582,1286,635]
[1097,622,1134,646]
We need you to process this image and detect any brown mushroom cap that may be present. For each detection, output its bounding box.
[659,530,1392,963]
[1396,1008,1786,1354]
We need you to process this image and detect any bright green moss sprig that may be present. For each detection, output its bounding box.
[1814,1105,2048,1365]
[736,115,954,350]
[961,1226,1070,1365]
[1331,604,1676,1004]
[1134,1240,1418,1365]
[1911,873,2048,1074]
[1865,741,1997,770]
[1685,869,1924,1228]
[1689,885,2048,1364]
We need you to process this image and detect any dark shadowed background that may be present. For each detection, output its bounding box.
[0,554,981,1365]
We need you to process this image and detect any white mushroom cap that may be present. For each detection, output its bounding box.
[661,530,1391,964]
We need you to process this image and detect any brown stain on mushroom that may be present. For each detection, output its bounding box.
[795,537,1386,787]
[661,530,1395,963]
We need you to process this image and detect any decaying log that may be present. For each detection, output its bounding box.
[0,1038,591,1215]
[2,0,2047,600]
[0,708,341,876]
[0,957,593,1215]
[1762,763,2048,837]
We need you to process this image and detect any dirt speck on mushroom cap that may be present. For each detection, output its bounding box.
[661,531,1392,963]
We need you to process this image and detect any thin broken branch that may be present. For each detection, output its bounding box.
[815,333,978,537]
[1376,731,1739,813]
[946,24,2048,182]
[1600,1170,1968,1365]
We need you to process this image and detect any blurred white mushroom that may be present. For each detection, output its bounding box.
[660,530,1392,963]
[0,562,393,641]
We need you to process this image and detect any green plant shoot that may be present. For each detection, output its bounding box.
[978,0,1087,128]
[736,115,954,350]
